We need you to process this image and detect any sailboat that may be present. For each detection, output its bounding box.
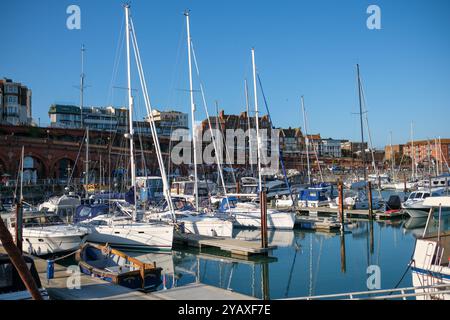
[215,49,295,230]
[78,4,174,252]
[145,10,234,237]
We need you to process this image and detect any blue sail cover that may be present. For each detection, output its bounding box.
[125,187,135,205]
[74,204,109,223]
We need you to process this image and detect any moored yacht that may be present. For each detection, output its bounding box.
[4,212,88,256]
[402,189,444,218]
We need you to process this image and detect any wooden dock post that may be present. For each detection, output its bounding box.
[236,181,241,194]
[340,231,346,273]
[367,181,373,220]
[338,181,345,229]
[260,191,268,249]
[15,201,23,254]
[403,173,407,193]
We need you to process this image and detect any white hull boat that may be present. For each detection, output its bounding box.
[6,213,88,256]
[79,215,174,252]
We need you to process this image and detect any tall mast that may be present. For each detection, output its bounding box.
[301,96,311,185]
[85,127,89,187]
[410,121,415,180]
[80,44,85,128]
[245,79,254,174]
[390,131,395,181]
[185,10,199,210]
[356,64,367,181]
[125,4,137,217]
[19,146,24,202]
[251,48,263,192]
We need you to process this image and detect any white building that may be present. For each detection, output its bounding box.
[321,138,342,158]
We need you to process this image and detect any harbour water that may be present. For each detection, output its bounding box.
[125,219,414,299]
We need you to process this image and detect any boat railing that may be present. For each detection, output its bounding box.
[280,283,450,300]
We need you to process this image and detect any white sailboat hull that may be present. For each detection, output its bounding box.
[232,210,295,230]
[83,221,174,252]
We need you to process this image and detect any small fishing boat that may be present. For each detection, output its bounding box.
[76,243,163,291]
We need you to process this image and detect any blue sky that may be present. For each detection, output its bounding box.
[2,0,450,148]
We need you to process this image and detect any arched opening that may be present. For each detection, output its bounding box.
[23,156,46,185]
[53,158,77,183]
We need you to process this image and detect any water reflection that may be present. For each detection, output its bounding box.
[123,219,420,299]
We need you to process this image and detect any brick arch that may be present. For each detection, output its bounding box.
[0,154,9,175]
[49,156,80,180]
[23,152,49,179]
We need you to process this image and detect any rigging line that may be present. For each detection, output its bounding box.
[257,73,296,207]
[359,77,382,198]
[166,17,186,108]
[190,40,230,207]
[67,130,87,187]
[129,16,176,220]
[107,13,125,105]
[305,110,324,182]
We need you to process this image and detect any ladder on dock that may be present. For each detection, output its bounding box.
[280,284,450,300]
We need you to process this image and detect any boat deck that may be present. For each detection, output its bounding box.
[173,232,277,257]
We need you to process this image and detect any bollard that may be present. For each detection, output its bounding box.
[338,181,345,229]
[260,191,268,249]
[47,260,54,282]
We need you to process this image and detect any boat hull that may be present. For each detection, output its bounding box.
[85,223,174,252]
[233,210,295,230]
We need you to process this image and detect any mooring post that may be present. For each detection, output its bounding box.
[367,181,373,220]
[260,190,268,249]
[15,201,23,254]
[236,181,241,194]
[338,181,345,230]
[403,173,407,193]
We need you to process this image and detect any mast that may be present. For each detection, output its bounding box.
[125,4,137,218]
[80,44,85,128]
[410,121,415,180]
[185,10,199,210]
[356,64,367,181]
[301,96,311,185]
[245,79,254,174]
[390,131,395,182]
[251,48,263,192]
[85,127,89,188]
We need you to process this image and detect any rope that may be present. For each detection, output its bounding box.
[49,249,78,263]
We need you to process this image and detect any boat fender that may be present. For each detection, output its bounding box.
[47,260,54,280]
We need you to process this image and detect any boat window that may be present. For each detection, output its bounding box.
[423,193,430,199]
[414,193,423,199]
[23,217,40,227]
[0,262,13,290]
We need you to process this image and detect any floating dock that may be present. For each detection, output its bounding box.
[295,206,405,220]
[295,216,341,231]
[173,232,277,257]
[0,246,256,300]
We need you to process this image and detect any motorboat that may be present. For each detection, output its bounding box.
[145,197,233,237]
[76,243,162,291]
[75,207,174,252]
[298,186,332,208]
[216,197,295,230]
[411,196,450,300]
[4,212,88,256]
[0,254,49,300]
[402,189,445,218]
[38,193,81,223]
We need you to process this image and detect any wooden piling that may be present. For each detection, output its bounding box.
[260,191,268,249]
[236,181,241,194]
[403,173,407,193]
[338,181,345,228]
[367,181,373,220]
[15,201,23,254]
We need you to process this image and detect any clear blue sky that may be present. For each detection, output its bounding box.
[2,0,450,148]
